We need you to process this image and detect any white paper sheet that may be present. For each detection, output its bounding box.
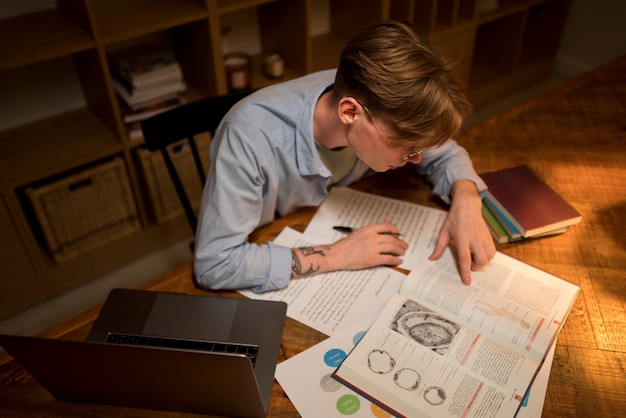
[276,332,379,418]
[517,342,556,418]
[302,187,446,270]
[239,227,405,337]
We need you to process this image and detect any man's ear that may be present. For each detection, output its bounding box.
[338,97,359,125]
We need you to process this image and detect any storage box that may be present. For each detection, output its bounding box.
[136,132,211,223]
[26,157,141,264]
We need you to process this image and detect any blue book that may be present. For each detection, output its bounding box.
[482,193,523,239]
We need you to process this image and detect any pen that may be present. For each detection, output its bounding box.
[333,226,354,234]
[333,226,403,236]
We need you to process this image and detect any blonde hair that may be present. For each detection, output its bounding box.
[333,20,472,147]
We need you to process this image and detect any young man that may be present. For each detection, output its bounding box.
[194,20,495,293]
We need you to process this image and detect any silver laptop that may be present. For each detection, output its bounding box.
[0,288,287,417]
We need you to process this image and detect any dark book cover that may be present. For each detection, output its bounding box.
[480,165,582,237]
[120,96,185,123]
[109,44,182,89]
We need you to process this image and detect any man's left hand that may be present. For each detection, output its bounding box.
[429,179,496,285]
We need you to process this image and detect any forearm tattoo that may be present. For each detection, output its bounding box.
[291,246,329,278]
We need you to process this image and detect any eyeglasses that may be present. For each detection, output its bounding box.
[356,98,423,162]
[401,147,423,161]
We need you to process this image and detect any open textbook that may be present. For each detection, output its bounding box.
[332,249,580,418]
[275,329,556,418]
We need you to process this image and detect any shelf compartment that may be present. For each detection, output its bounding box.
[24,157,141,264]
[436,0,457,29]
[0,195,42,319]
[310,31,346,73]
[311,0,384,73]
[135,133,211,224]
[0,9,95,72]
[518,0,570,71]
[478,0,527,23]
[329,0,386,38]
[257,0,308,77]
[468,10,526,106]
[0,108,123,188]
[430,24,477,83]
[468,52,555,107]
[435,0,477,31]
[93,0,208,45]
[217,0,280,14]
[248,53,301,88]
[172,21,221,97]
[471,11,525,80]
[105,24,220,140]
[390,0,436,31]
[218,0,308,90]
[390,0,477,32]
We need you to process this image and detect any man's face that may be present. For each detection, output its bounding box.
[346,100,423,172]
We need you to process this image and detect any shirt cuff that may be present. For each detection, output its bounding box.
[249,242,292,293]
[432,169,487,205]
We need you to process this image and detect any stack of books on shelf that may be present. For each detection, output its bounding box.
[109,45,187,140]
[480,165,582,243]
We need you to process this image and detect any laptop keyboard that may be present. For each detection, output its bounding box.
[105,333,259,367]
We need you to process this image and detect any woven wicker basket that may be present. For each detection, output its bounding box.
[136,132,211,223]
[26,157,141,264]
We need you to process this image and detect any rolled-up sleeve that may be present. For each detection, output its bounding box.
[416,139,487,204]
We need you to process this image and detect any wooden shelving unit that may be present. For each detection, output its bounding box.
[392,0,570,106]
[0,0,570,319]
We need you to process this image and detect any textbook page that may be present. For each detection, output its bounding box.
[398,249,580,361]
[332,249,579,417]
[275,326,556,418]
[303,187,446,270]
[239,227,405,337]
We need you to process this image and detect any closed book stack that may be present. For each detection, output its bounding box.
[480,165,582,243]
[109,44,187,140]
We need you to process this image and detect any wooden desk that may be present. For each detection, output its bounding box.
[462,55,626,418]
[1,55,625,417]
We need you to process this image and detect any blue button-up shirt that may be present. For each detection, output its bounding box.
[194,69,486,292]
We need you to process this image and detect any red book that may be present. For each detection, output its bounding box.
[480,165,582,237]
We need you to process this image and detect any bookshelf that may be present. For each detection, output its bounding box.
[0,0,570,319]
